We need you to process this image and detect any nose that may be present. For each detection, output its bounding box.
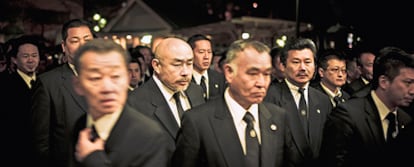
[101,77,116,91]
[255,74,268,88]
[180,64,192,76]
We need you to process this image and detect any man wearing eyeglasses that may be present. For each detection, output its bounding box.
[311,49,350,107]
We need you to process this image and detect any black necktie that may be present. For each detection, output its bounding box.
[89,125,100,142]
[333,95,344,106]
[30,79,35,88]
[298,87,309,138]
[173,92,185,119]
[386,112,397,142]
[243,112,260,167]
[200,76,207,100]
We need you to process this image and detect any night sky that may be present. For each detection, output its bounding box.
[143,0,413,52]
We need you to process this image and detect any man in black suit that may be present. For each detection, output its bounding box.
[71,39,170,167]
[172,40,295,167]
[31,19,94,167]
[319,49,414,167]
[2,35,40,165]
[187,34,226,101]
[342,47,376,95]
[311,49,350,107]
[127,37,205,162]
[264,38,332,166]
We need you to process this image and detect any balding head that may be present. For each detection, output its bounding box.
[152,37,194,92]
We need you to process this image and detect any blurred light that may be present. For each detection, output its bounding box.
[275,35,287,47]
[242,32,250,39]
[141,35,152,44]
[93,13,101,21]
[126,35,132,40]
[93,25,100,32]
[252,2,258,8]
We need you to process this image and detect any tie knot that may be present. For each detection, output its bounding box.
[90,125,100,141]
[243,112,255,125]
[201,76,206,81]
[173,92,181,100]
[386,112,396,122]
[298,87,305,94]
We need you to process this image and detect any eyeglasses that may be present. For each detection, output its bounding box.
[326,67,347,74]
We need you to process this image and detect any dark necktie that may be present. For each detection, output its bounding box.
[30,79,35,88]
[200,76,207,100]
[386,112,397,142]
[333,95,344,106]
[89,125,100,142]
[173,92,185,119]
[298,87,309,138]
[243,112,260,167]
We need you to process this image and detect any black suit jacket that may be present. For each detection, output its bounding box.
[264,81,332,167]
[127,78,205,159]
[342,77,367,95]
[191,69,226,101]
[319,95,413,167]
[72,105,171,167]
[31,64,88,167]
[2,72,34,165]
[172,97,295,167]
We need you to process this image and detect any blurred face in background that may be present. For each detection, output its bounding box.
[192,39,213,73]
[12,43,40,76]
[359,52,375,81]
[128,61,142,88]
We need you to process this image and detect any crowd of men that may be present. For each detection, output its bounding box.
[1,18,414,167]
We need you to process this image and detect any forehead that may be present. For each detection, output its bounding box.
[396,67,414,79]
[287,49,314,59]
[235,48,271,66]
[326,59,346,66]
[67,26,92,37]
[18,43,38,52]
[194,40,211,48]
[81,51,125,67]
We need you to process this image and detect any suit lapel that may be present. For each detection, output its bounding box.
[147,79,180,139]
[258,103,281,167]
[62,64,87,112]
[280,82,312,157]
[307,88,323,150]
[211,99,244,167]
[363,96,385,145]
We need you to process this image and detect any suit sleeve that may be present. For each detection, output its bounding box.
[172,112,202,167]
[319,105,354,167]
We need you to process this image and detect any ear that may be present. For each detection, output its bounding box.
[223,63,234,83]
[72,76,84,96]
[318,67,324,78]
[61,40,66,53]
[151,59,161,74]
[11,56,17,65]
[378,75,389,89]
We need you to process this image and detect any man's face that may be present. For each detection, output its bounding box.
[61,26,94,64]
[319,59,347,91]
[74,51,129,118]
[385,68,414,107]
[272,55,285,81]
[359,52,375,81]
[128,62,141,87]
[153,41,194,92]
[224,47,272,109]
[12,43,40,75]
[284,49,315,87]
[139,48,153,66]
[192,40,213,73]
